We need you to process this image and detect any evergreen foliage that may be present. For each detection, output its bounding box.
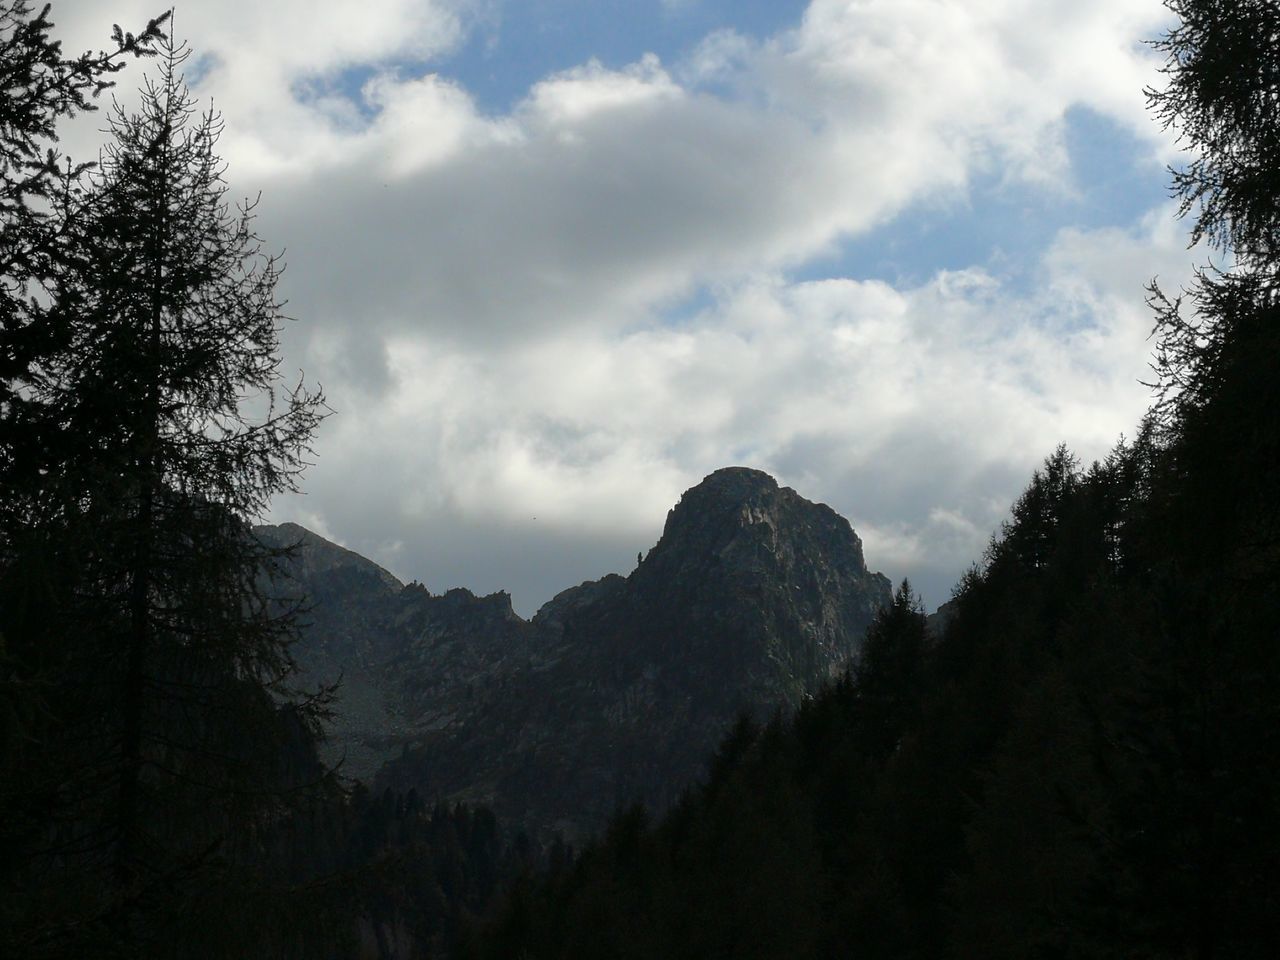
[0,1,166,543]
[465,2,1280,956]
[0,12,341,956]
[6,1,1279,956]
[0,12,529,956]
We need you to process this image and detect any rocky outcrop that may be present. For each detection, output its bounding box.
[259,467,891,840]
[577,467,891,709]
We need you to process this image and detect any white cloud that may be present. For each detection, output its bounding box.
[53,0,472,172]
[525,55,682,127]
[49,1,1191,612]
[275,210,1197,612]
[63,0,1177,351]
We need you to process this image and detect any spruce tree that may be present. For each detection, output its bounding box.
[0,6,169,955]
[853,579,927,762]
[0,2,166,543]
[4,27,332,955]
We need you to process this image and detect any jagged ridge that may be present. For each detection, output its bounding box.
[261,467,891,839]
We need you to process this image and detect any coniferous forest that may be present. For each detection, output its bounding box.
[2,0,1279,957]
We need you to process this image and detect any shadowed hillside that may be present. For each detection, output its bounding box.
[259,467,891,841]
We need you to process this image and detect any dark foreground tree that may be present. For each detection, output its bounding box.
[851,579,927,762]
[2,23,336,957]
[0,4,167,955]
[1148,0,1280,264]
[0,1,166,544]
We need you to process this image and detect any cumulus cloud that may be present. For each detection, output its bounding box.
[51,1,1191,612]
[65,0,1176,355]
[273,209,1197,612]
[55,0,473,166]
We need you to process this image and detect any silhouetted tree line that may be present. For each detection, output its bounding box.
[234,781,543,959]
[7,0,1279,956]
[462,2,1280,957]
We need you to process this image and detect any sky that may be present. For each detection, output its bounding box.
[54,0,1198,614]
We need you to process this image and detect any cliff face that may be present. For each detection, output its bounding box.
[255,524,536,781]
[259,467,891,839]
[585,467,890,708]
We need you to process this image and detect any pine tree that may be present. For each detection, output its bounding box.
[853,579,927,762]
[0,6,170,955]
[1148,0,1280,265]
[3,27,332,955]
[0,2,167,543]
[1134,7,1280,954]
[1146,0,1280,444]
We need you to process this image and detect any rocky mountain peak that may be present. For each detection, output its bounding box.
[676,464,779,506]
[657,466,779,542]
[636,467,877,607]
[434,587,519,620]
[272,467,893,839]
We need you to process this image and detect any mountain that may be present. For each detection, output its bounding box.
[256,523,537,782]
[257,467,891,840]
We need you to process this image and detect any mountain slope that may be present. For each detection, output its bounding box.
[261,467,891,838]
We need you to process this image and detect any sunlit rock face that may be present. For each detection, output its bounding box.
[258,467,891,841]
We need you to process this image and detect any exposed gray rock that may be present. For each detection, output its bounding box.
[258,466,892,840]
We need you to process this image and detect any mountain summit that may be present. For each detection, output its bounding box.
[635,466,886,688]
[535,467,888,717]
[262,468,891,839]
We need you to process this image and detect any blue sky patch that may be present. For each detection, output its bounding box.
[794,106,1171,294]
[442,0,809,114]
